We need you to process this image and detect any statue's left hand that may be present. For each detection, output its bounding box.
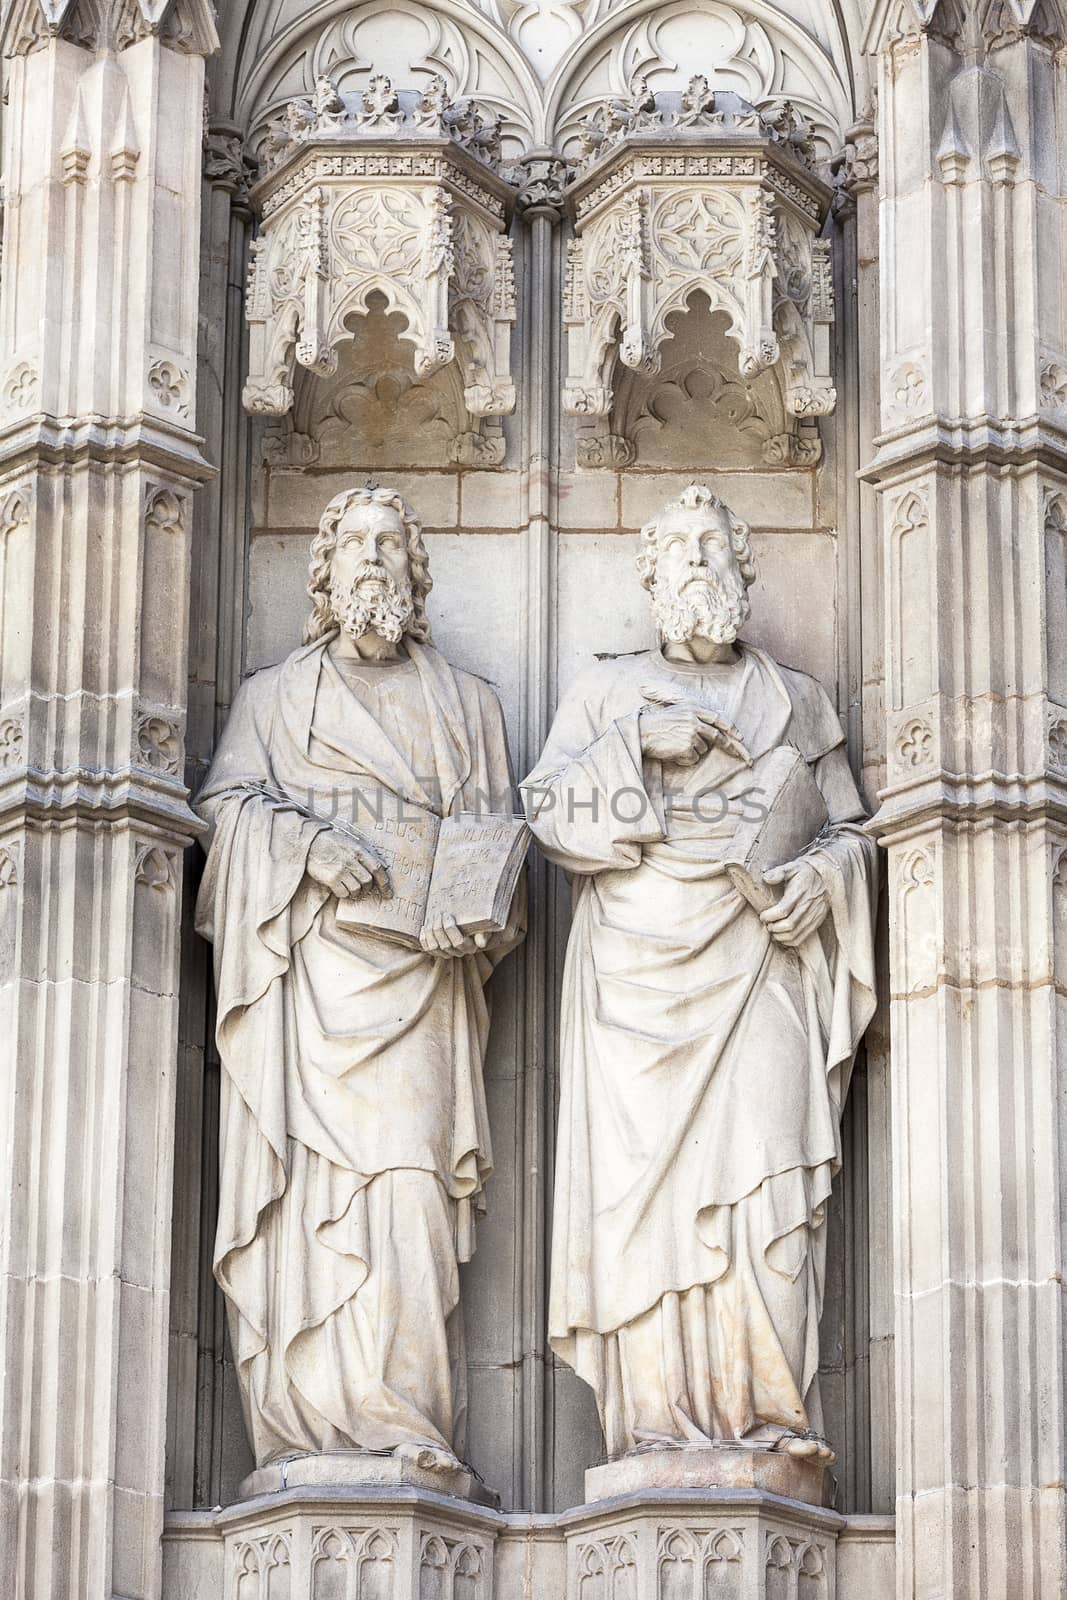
[420,916,492,958]
[758,858,829,948]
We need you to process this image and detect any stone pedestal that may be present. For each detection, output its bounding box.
[561,1489,842,1600]
[239,1451,499,1509]
[217,1486,500,1600]
[584,1445,833,1509]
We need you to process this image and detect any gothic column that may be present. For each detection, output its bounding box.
[865,1,1067,1594]
[0,3,217,1598]
[513,152,566,1513]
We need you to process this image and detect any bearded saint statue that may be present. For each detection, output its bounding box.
[524,484,877,1465]
[194,485,523,1475]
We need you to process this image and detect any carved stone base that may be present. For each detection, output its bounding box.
[561,1488,843,1600]
[218,1484,499,1599]
[240,1449,499,1508]
[585,1444,833,1508]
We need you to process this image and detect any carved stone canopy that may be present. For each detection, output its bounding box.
[242,76,517,424]
[561,80,836,462]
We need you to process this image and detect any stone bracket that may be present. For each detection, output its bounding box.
[242,76,517,426]
[561,83,836,461]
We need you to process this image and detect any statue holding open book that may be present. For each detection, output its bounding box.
[524,483,877,1479]
[194,484,526,1484]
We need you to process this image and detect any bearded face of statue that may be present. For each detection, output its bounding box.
[649,503,751,646]
[328,502,415,645]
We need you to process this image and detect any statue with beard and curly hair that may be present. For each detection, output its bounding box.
[524,484,877,1482]
[194,485,524,1490]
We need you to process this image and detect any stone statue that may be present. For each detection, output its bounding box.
[194,485,524,1480]
[524,483,877,1470]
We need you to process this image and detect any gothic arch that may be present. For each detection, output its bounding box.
[214,0,870,149]
[543,0,857,160]
[220,0,543,149]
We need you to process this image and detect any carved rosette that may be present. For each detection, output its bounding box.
[242,75,517,425]
[561,84,836,442]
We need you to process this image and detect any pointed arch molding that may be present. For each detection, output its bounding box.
[561,106,836,425]
[242,83,517,419]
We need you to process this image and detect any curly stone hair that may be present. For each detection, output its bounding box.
[635,482,756,592]
[303,484,433,645]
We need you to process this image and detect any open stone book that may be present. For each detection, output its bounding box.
[334,801,529,949]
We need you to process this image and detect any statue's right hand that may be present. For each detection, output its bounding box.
[638,703,751,768]
[305,831,391,898]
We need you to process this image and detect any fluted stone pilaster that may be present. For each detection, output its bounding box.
[0,4,217,1597]
[865,3,1067,1594]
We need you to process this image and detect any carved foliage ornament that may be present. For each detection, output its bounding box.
[243,75,517,423]
[513,153,571,216]
[134,844,176,892]
[147,359,191,417]
[203,124,253,201]
[1040,359,1067,409]
[255,73,506,182]
[135,713,181,775]
[1048,716,1067,769]
[562,83,835,425]
[573,77,817,174]
[3,363,37,415]
[0,718,24,769]
[830,100,878,215]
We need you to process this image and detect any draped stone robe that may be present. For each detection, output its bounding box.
[194,636,522,1468]
[524,644,877,1457]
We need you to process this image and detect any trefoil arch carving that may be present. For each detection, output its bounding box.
[242,72,518,425]
[561,78,836,466]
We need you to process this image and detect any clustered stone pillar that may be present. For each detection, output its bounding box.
[866,3,1067,1595]
[0,4,216,1599]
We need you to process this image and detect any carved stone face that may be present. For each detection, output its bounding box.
[328,501,415,644]
[649,503,751,646]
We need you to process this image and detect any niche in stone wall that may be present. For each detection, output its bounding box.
[611,293,817,471]
[260,294,507,472]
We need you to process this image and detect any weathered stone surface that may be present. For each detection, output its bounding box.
[526,483,877,1482]
[239,1450,500,1508]
[4,2,1065,1598]
[584,1445,832,1508]
[194,485,525,1481]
